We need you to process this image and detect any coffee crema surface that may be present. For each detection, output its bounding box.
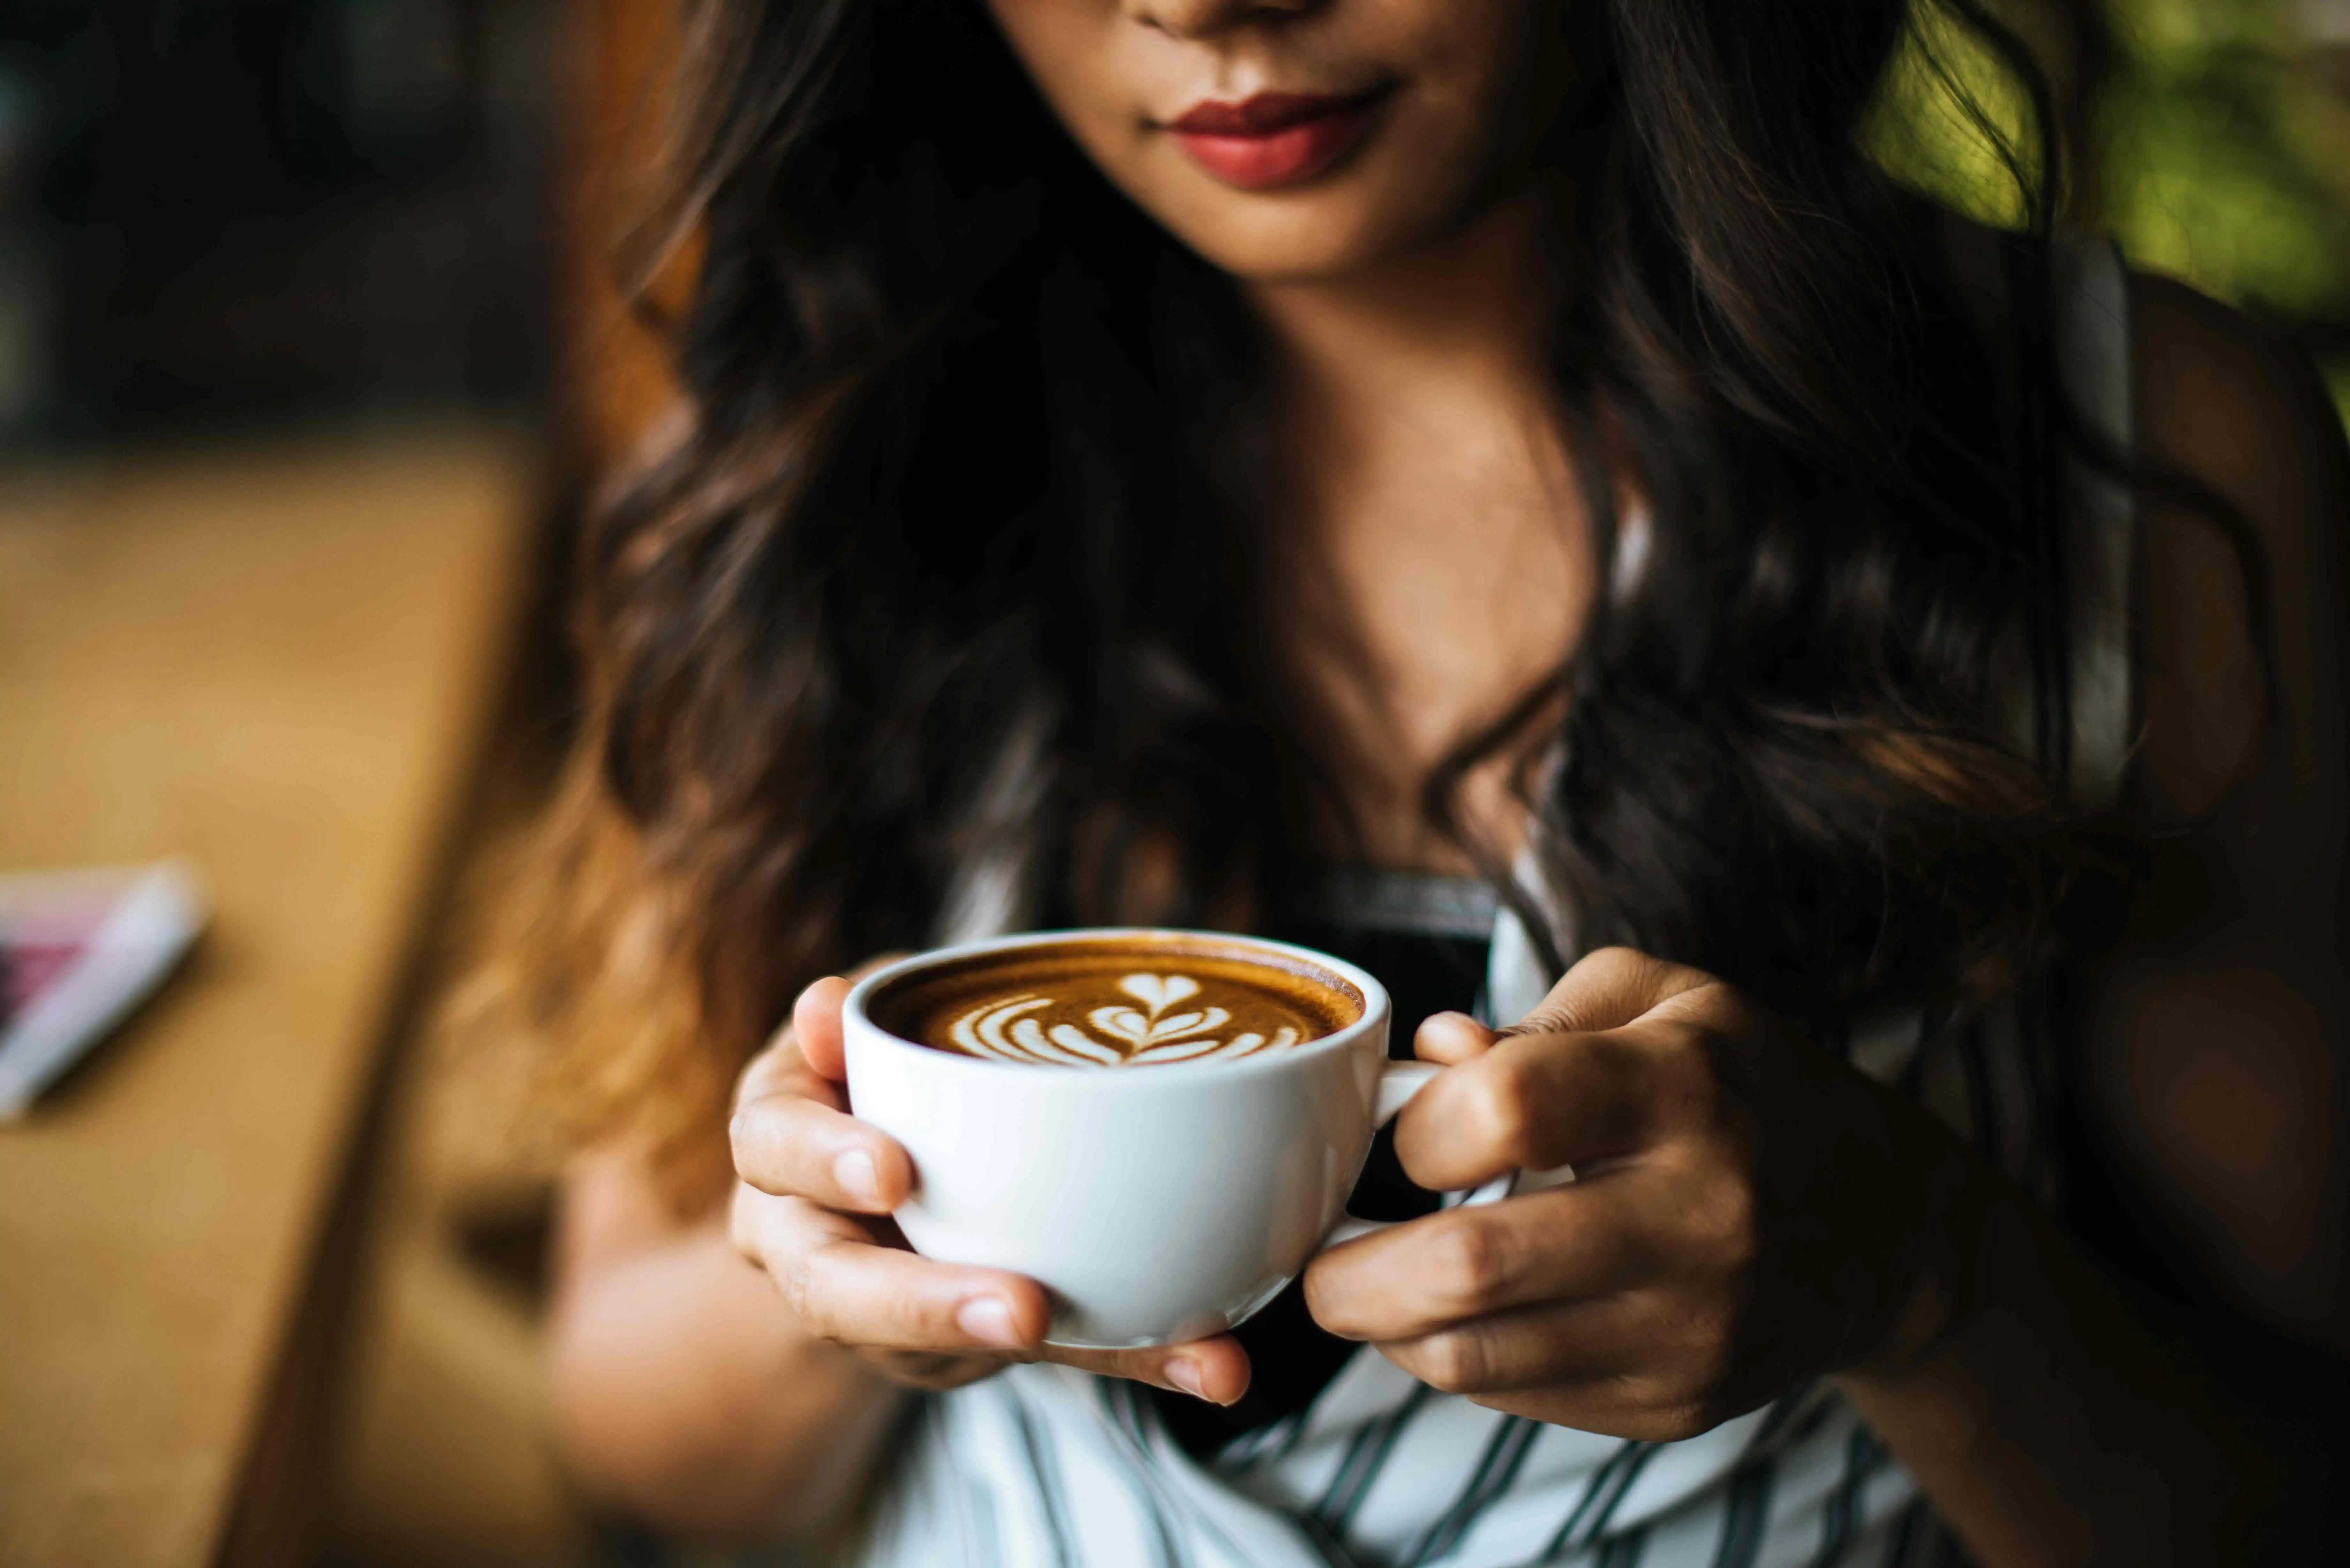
[873,938,1362,1068]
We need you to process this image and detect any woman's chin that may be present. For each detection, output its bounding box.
[1152,198,1436,287]
[1194,234,1393,286]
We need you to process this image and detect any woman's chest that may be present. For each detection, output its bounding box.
[1254,414,1602,862]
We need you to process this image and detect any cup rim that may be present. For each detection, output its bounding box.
[844,926,1392,1082]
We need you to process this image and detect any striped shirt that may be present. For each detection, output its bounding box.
[835,241,2135,1568]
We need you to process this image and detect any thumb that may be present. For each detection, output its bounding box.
[792,975,854,1081]
[792,952,912,1082]
[1414,1009,1500,1066]
[1503,945,1709,1039]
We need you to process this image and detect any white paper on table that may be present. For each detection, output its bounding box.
[0,860,208,1121]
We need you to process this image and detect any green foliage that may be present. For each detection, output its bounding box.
[1870,1,2046,231]
[1872,0,2350,421]
[2102,0,2350,319]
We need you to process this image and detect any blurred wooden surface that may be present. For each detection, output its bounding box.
[0,426,536,1568]
[289,8,687,1557]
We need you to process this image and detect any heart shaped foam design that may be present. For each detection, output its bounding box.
[1118,973,1198,1015]
[944,970,1305,1067]
[1087,1005,1230,1048]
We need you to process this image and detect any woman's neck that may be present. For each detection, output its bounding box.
[1242,189,1565,419]
[1240,188,1597,872]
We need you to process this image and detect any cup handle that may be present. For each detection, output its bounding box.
[1319,1062,1575,1251]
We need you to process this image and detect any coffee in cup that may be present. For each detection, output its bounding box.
[845,929,1517,1347]
[867,934,1361,1068]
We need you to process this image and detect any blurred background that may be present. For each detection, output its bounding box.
[0,3,554,446]
[0,3,2344,1567]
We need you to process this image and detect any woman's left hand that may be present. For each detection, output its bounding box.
[1302,946,1996,1439]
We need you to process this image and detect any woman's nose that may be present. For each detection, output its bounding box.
[1125,0,1320,42]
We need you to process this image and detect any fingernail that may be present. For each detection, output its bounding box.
[956,1296,1023,1349]
[1166,1359,1207,1401]
[833,1149,880,1206]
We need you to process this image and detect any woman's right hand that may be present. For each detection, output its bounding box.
[729,973,1253,1403]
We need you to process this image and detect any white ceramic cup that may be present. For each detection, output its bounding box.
[843,928,1515,1349]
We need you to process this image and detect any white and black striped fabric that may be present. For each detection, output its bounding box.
[861,1357,1953,1568]
[831,242,2134,1568]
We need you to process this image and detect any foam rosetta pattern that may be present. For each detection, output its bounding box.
[948,973,1301,1067]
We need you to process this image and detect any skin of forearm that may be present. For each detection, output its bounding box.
[547,1222,906,1541]
[2076,872,2350,1353]
[1834,1176,2277,1567]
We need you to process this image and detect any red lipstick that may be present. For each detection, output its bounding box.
[1166,88,1390,191]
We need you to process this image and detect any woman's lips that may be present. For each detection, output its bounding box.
[1165,88,1390,191]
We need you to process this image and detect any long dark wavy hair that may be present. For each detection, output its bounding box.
[506,0,2122,1205]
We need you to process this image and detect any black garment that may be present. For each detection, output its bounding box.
[1146,872,1498,1459]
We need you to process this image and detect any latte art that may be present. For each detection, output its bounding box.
[950,973,1302,1067]
[870,937,1359,1069]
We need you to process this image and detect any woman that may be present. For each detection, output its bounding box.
[521,0,2349,1562]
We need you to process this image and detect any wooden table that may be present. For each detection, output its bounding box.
[0,426,536,1567]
